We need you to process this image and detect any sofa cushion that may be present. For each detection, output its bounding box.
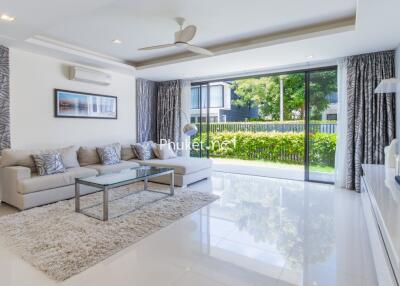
[130,157,212,175]
[18,172,73,194]
[1,146,80,171]
[121,145,136,160]
[85,160,140,175]
[66,166,98,179]
[0,148,39,171]
[17,166,98,194]
[78,146,100,166]
[78,143,122,166]
[59,146,80,168]
[152,143,177,160]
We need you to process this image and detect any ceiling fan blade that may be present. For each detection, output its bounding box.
[175,25,196,42]
[138,43,175,51]
[186,44,214,56]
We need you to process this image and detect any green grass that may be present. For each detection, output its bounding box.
[309,165,334,173]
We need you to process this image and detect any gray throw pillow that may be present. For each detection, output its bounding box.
[132,141,155,160]
[106,143,122,160]
[97,146,120,165]
[31,152,66,176]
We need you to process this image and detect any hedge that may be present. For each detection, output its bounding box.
[191,132,336,167]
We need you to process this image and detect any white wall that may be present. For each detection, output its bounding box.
[9,49,136,149]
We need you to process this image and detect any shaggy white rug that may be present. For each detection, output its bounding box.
[0,182,218,281]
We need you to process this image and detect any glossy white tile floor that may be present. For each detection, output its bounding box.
[0,172,378,286]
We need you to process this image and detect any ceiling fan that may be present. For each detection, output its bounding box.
[138,17,214,56]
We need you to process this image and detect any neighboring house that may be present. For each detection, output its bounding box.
[219,89,259,122]
[190,82,258,123]
[321,92,338,120]
[191,84,336,122]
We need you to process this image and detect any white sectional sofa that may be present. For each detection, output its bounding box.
[130,157,212,187]
[0,145,212,210]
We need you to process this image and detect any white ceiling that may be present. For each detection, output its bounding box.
[137,0,400,81]
[42,0,356,63]
[0,0,399,80]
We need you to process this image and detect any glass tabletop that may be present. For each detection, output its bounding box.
[76,166,173,187]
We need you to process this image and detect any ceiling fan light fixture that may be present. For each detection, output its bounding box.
[138,18,213,57]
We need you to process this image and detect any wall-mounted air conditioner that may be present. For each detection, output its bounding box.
[68,66,111,85]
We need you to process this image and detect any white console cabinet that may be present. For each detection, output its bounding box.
[361,164,399,286]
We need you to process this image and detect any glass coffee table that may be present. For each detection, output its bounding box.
[75,166,174,221]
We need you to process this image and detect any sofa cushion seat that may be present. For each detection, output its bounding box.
[17,167,99,194]
[85,160,140,175]
[18,172,73,194]
[130,157,212,175]
[65,166,99,179]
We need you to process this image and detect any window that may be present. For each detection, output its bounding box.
[326,114,337,120]
[209,85,224,108]
[191,85,224,109]
[191,87,201,109]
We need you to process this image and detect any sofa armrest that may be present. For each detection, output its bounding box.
[1,166,32,199]
[2,166,32,180]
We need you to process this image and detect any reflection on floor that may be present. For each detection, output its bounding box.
[211,158,334,182]
[0,172,377,286]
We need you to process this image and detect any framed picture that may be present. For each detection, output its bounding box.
[54,89,117,119]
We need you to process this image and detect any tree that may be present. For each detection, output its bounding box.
[308,71,338,120]
[230,76,279,120]
[230,71,337,120]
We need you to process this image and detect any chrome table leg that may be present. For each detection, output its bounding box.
[75,182,80,213]
[170,172,174,196]
[103,187,109,221]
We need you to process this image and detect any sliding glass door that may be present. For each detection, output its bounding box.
[190,67,337,184]
[305,68,337,183]
[190,83,210,158]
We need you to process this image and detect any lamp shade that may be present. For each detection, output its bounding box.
[374,78,400,93]
[160,108,198,137]
[183,123,198,136]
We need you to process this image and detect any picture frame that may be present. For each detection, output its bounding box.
[54,89,117,119]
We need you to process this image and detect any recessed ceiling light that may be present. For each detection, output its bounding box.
[0,14,15,22]
[112,39,122,44]
[305,55,314,60]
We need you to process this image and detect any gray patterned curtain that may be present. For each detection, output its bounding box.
[156,80,182,144]
[346,50,396,191]
[136,78,158,142]
[0,45,10,151]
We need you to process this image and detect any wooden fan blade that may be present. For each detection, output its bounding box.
[176,25,196,42]
[138,43,175,51]
[186,44,213,56]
